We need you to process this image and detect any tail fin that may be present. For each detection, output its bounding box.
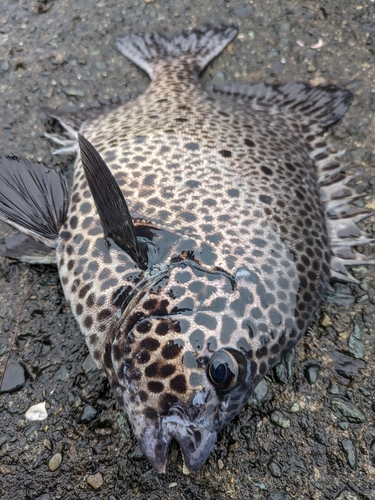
[0,155,68,248]
[116,24,238,79]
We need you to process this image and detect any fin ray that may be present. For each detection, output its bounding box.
[78,134,147,269]
[116,24,238,79]
[211,82,353,132]
[0,155,68,248]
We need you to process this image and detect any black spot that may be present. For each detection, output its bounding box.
[84,316,93,328]
[82,217,93,229]
[185,142,199,151]
[256,346,268,359]
[259,195,272,204]
[160,393,179,413]
[137,321,152,334]
[70,215,78,229]
[60,231,72,241]
[97,309,111,322]
[181,212,197,222]
[170,374,187,394]
[77,240,89,256]
[227,189,239,198]
[101,278,119,290]
[148,381,164,393]
[245,139,255,147]
[162,342,182,360]
[137,350,150,364]
[79,284,91,299]
[144,407,158,420]
[139,337,160,352]
[86,294,95,308]
[154,321,168,336]
[259,361,267,375]
[285,162,295,172]
[219,150,232,158]
[67,260,75,271]
[261,166,272,176]
[145,362,159,377]
[139,391,148,402]
[160,364,176,377]
[195,312,217,331]
[76,303,83,315]
[71,278,80,293]
[80,202,92,214]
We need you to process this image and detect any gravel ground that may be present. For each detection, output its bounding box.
[0,1,375,499]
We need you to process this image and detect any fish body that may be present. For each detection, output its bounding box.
[0,25,373,473]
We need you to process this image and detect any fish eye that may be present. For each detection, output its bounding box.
[207,349,247,392]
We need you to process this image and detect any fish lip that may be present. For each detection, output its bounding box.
[136,408,217,474]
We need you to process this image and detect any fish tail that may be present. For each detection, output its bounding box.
[116,24,238,79]
[0,155,68,250]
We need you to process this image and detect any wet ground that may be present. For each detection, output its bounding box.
[0,0,375,499]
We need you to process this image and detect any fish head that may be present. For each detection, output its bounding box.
[111,262,268,473]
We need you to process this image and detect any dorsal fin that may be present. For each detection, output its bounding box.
[78,134,147,270]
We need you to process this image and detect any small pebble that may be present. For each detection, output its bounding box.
[48,452,62,471]
[270,410,290,429]
[87,472,104,490]
[290,402,300,413]
[341,439,357,470]
[62,87,86,97]
[0,60,9,71]
[280,23,290,34]
[0,435,8,448]
[25,402,48,421]
[83,354,97,373]
[331,351,365,378]
[234,6,254,18]
[268,461,282,478]
[217,458,224,470]
[348,322,364,359]
[327,381,340,395]
[331,398,366,423]
[211,71,225,87]
[78,405,98,423]
[319,313,332,327]
[248,378,269,406]
[304,363,320,384]
[324,283,355,305]
[338,421,349,430]
[0,362,28,393]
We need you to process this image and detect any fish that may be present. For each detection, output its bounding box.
[0,24,374,474]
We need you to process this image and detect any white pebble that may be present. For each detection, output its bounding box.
[25,401,48,421]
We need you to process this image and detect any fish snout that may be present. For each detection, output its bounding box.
[136,409,217,474]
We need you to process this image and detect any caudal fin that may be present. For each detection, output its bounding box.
[116,24,238,79]
[0,155,68,248]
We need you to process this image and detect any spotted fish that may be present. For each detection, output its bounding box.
[0,25,374,473]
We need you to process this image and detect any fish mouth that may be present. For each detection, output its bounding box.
[136,409,217,474]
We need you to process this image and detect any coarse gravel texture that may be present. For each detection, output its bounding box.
[0,0,375,499]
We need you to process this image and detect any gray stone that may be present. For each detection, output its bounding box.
[48,452,62,472]
[331,398,366,423]
[341,439,357,470]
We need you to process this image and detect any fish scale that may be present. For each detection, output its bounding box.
[0,24,373,474]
